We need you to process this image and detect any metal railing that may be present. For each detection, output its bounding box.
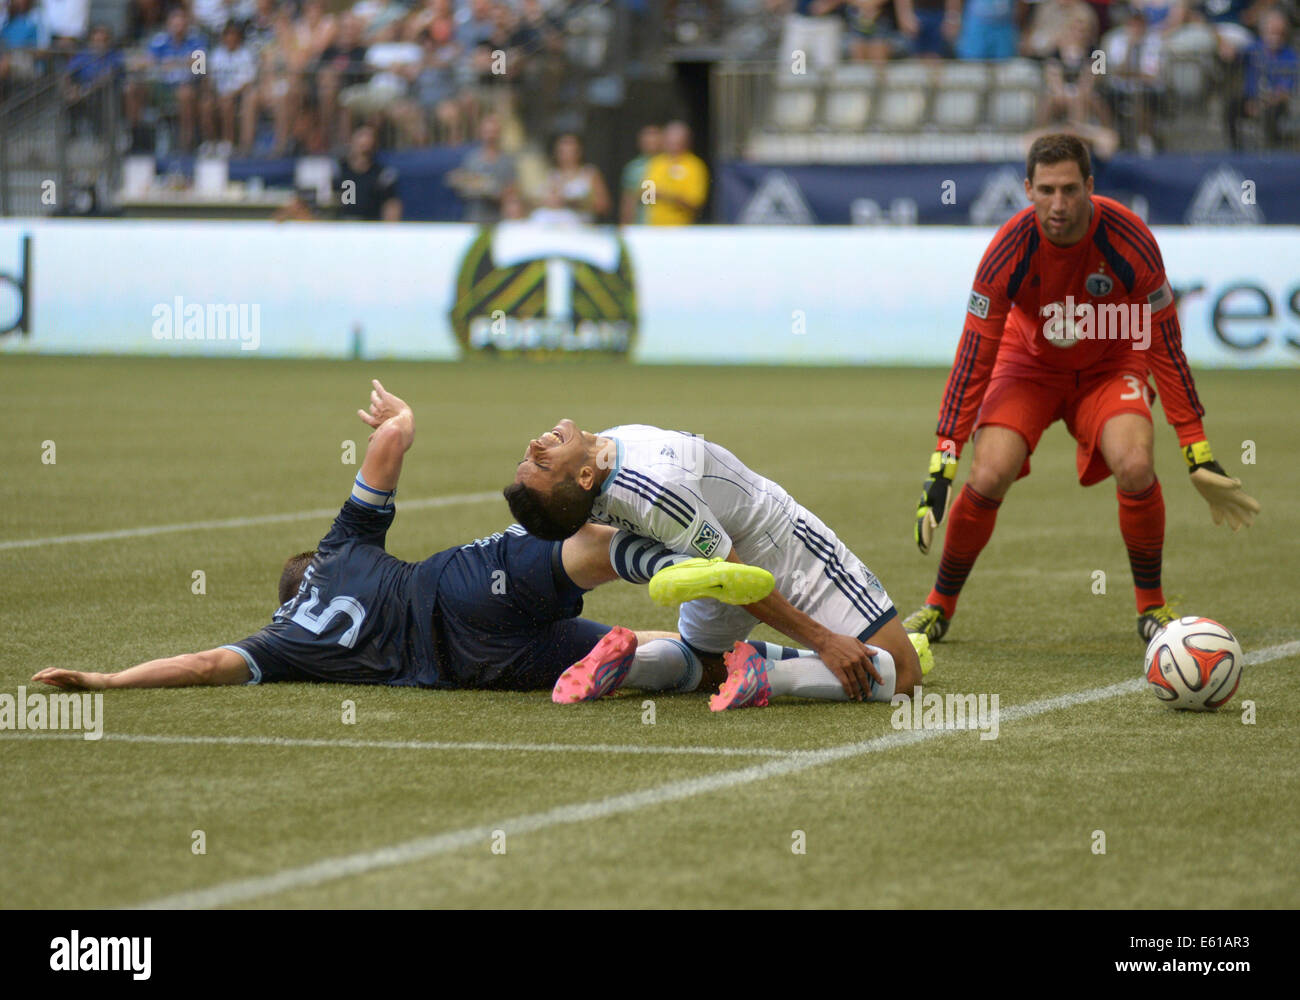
[1,54,122,217]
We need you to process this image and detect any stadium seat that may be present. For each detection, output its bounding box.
[884,61,932,89]
[994,59,1043,90]
[824,88,872,130]
[877,89,928,130]
[771,89,820,131]
[932,89,982,130]
[936,62,991,91]
[921,63,987,131]
[775,66,825,89]
[830,63,880,89]
[769,69,822,131]
[988,60,1041,131]
[988,90,1039,130]
[875,62,931,132]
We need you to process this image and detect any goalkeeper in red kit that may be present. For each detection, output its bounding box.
[903,134,1260,645]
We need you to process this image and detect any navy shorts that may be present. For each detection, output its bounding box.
[434,525,612,691]
[911,9,948,57]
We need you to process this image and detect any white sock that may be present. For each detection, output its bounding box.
[765,648,896,702]
[626,638,703,692]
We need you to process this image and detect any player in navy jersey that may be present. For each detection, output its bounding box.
[32,381,771,694]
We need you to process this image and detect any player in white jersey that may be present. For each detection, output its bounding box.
[504,420,929,710]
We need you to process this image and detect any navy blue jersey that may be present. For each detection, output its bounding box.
[223,500,612,690]
[224,499,454,687]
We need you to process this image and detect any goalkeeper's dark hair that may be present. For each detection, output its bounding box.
[279,551,317,606]
[1026,134,1092,184]
[503,479,596,541]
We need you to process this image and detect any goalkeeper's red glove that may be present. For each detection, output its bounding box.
[1183,440,1260,532]
[914,448,958,554]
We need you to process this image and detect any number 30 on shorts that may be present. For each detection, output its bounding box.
[1119,374,1153,408]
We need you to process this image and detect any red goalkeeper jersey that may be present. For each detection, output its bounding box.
[935,195,1205,455]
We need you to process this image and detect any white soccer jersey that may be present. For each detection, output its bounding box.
[590,425,788,561]
[591,425,895,652]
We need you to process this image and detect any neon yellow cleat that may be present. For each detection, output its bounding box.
[648,558,775,607]
[1137,602,1181,644]
[908,631,935,677]
[903,603,950,643]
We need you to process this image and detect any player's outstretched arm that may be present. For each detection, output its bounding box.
[355,379,415,493]
[31,648,252,690]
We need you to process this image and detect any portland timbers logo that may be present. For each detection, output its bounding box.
[450,225,638,357]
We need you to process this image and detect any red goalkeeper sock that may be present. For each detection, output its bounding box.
[1118,479,1165,611]
[926,484,1003,619]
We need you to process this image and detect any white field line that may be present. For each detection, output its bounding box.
[1242,639,1300,665]
[131,640,1297,909]
[0,492,501,552]
[0,731,795,758]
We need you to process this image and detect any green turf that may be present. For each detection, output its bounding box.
[1,356,1296,908]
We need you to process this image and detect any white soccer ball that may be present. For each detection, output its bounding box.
[1143,616,1243,711]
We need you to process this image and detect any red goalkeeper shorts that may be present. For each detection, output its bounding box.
[975,363,1157,486]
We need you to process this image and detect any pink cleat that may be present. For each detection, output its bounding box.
[709,641,772,711]
[552,627,638,703]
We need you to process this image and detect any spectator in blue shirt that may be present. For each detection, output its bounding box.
[144,6,210,151]
[66,24,124,95]
[1,0,46,49]
[1200,0,1254,63]
[955,0,1021,59]
[62,23,123,141]
[1238,9,1298,145]
[1,0,49,96]
[148,7,207,85]
[456,0,497,49]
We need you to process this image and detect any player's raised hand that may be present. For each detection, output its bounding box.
[357,379,411,432]
[1184,441,1260,531]
[815,632,884,701]
[914,448,958,554]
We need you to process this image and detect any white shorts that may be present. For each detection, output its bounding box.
[677,505,895,654]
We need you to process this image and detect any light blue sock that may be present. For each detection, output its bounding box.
[627,637,703,692]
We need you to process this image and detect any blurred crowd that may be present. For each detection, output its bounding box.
[314,111,708,222]
[439,113,707,223]
[0,0,1295,215]
[765,0,1298,150]
[1,0,603,156]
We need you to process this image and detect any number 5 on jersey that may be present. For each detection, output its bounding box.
[290,590,367,648]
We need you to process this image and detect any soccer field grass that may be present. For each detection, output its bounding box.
[1,356,1296,909]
